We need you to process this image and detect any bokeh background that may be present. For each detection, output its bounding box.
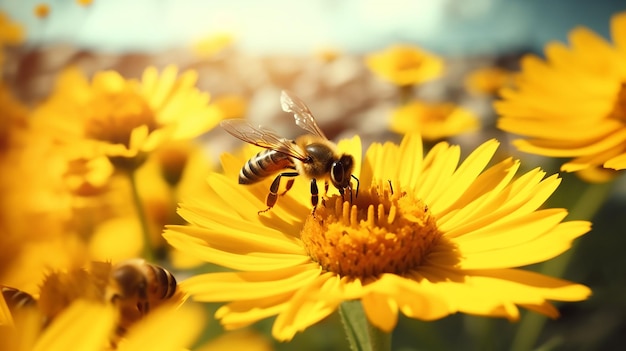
[2,0,626,350]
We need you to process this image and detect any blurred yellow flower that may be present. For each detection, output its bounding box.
[212,94,248,120]
[192,33,234,59]
[2,260,197,350]
[365,44,444,86]
[0,12,25,45]
[196,329,274,351]
[0,12,24,73]
[1,298,202,351]
[76,0,93,7]
[389,100,479,140]
[464,67,515,95]
[314,46,341,63]
[0,83,88,295]
[1,300,116,351]
[496,12,626,179]
[165,134,591,341]
[32,65,222,169]
[34,4,50,19]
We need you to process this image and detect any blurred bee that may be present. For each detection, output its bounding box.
[221,90,358,214]
[1,286,37,311]
[109,259,177,316]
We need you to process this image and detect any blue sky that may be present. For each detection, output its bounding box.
[0,0,624,55]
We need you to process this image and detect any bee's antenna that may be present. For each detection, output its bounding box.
[387,179,394,195]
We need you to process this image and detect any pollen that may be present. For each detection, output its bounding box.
[300,181,441,279]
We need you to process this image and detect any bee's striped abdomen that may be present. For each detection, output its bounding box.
[147,264,177,300]
[239,150,295,184]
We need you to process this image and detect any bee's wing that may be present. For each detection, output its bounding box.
[280,90,328,140]
[220,119,309,161]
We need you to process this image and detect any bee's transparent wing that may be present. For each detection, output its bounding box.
[220,119,308,161]
[280,90,328,140]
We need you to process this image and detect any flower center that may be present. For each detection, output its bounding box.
[301,182,441,279]
[609,82,626,122]
[84,90,157,148]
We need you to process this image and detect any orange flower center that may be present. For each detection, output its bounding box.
[84,90,157,148]
[301,182,441,279]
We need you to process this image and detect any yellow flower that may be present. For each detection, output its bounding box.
[165,134,591,341]
[76,0,93,7]
[32,65,222,169]
[211,94,248,120]
[389,100,479,140]
[365,44,444,86]
[1,299,202,351]
[496,12,626,178]
[191,33,234,59]
[34,4,51,19]
[464,67,515,95]
[0,12,23,69]
[2,260,198,350]
[196,329,274,351]
[0,12,24,45]
[0,300,116,351]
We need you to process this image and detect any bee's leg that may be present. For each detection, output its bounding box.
[311,178,319,214]
[280,178,295,196]
[260,172,299,214]
[352,175,360,198]
[321,181,329,206]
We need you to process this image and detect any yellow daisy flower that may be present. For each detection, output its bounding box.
[365,44,444,86]
[191,33,234,59]
[34,4,51,19]
[76,0,94,7]
[389,100,479,140]
[165,134,591,341]
[0,299,202,351]
[32,65,222,169]
[464,66,515,96]
[0,11,25,66]
[0,12,25,45]
[1,260,197,350]
[495,12,626,178]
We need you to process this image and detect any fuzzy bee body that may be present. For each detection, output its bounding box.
[110,259,177,315]
[221,90,358,213]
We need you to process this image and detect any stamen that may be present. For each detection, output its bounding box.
[300,182,440,279]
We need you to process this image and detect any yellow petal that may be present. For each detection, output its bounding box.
[119,303,204,351]
[273,273,340,341]
[611,11,626,53]
[361,293,398,332]
[33,301,115,351]
[181,264,321,301]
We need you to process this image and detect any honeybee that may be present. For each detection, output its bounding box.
[221,90,358,213]
[109,259,177,316]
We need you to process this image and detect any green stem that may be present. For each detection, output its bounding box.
[339,301,391,351]
[398,84,415,105]
[128,169,154,262]
[510,180,614,351]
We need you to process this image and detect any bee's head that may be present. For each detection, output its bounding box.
[330,154,356,192]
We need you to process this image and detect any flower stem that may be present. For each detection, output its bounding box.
[128,169,154,262]
[510,180,614,351]
[339,300,391,351]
